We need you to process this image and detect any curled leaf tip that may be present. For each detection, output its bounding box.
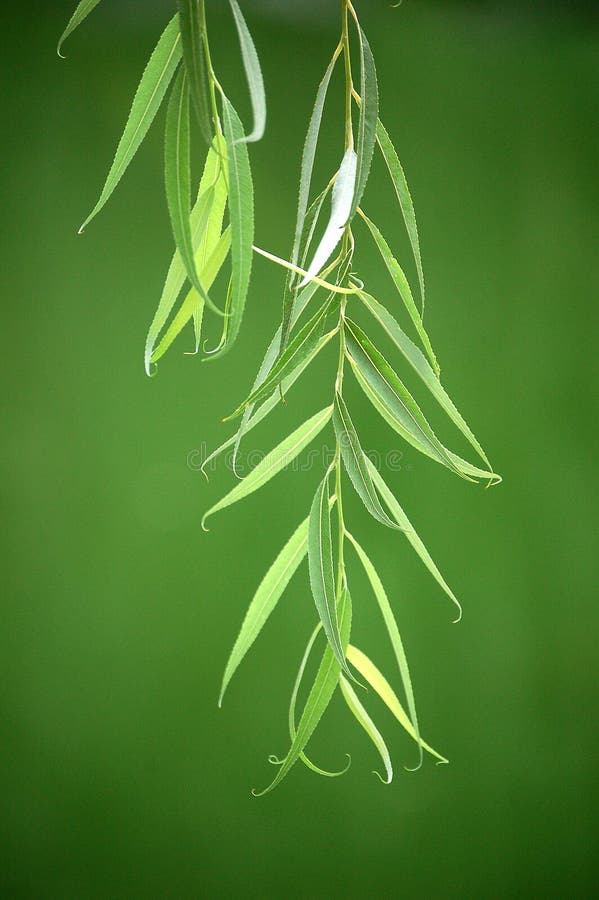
[372,769,393,784]
[201,513,211,533]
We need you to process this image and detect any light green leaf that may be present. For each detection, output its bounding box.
[164,70,222,319]
[376,118,425,315]
[202,405,332,529]
[145,140,223,373]
[350,27,378,220]
[280,46,340,354]
[366,458,463,622]
[333,392,399,530]
[340,675,392,784]
[177,0,212,142]
[79,15,182,232]
[225,300,337,421]
[357,289,494,473]
[347,645,448,765]
[150,226,231,364]
[346,531,422,770]
[357,212,439,376]
[308,472,354,681]
[208,94,254,357]
[219,514,309,705]
[253,587,352,796]
[229,0,266,142]
[57,0,102,57]
[299,149,357,288]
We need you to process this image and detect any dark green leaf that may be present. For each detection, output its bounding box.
[177,0,213,142]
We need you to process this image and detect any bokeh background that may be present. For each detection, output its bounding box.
[2,1,597,897]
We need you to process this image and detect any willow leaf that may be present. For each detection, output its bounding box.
[164,70,222,320]
[350,28,378,220]
[208,94,254,357]
[225,301,337,421]
[357,290,493,471]
[333,392,399,530]
[58,0,102,56]
[376,118,425,314]
[346,531,422,770]
[219,514,310,705]
[229,0,266,143]
[150,227,231,364]
[365,458,462,622]
[358,212,439,375]
[254,587,352,796]
[177,0,212,142]
[79,15,182,232]
[308,473,353,681]
[280,49,340,352]
[202,405,332,529]
[347,645,448,765]
[340,675,392,784]
[299,149,357,288]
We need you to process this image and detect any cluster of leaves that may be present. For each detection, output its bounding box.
[62,0,500,794]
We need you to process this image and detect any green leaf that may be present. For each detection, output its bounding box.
[347,645,448,765]
[346,532,422,770]
[219,514,310,705]
[177,0,213,142]
[79,15,182,232]
[253,587,352,796]
[357,212,439,376]
[164,70,222,320]
[145,140,223,373]
[208,94,254,357]
[202,405,332,529]
[340,675,392,784]
[365,458,463,622]
[308,472,354,681]
[224,300,337,421]
[350,27,378,220]
[333,392,399,530]
[299,149,357,288]
[376,118,425,315]
[357,289,494,472]
[57,0,102,57]
[150,226,231,365]
[280,47,340,354]
[229,0,266,143]
[345,318,497,482]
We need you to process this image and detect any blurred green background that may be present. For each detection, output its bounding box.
[2,1,597,897]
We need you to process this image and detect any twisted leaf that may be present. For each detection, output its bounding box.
[229,0,266,142]
[58,0,102,57]
[340,675,392,784]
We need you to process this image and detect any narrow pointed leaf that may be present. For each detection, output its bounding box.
[280,48,340,352]
[229,0,266,142]
[58,0,102,56]
[340,675,392,783]
[377,118,425,314]
[254,588,352,795]
[219,514,310,705]
[346,531,422,769]
[150,227,231,364]
[358,289,493,472]
[164,70,222,320]
[80,15,182,231]
[225,300,337,420]
[202,405,332,529]
[308,473,354,680]
[208,94,254,357]
[366,458,463,621]
[177,0,212,142]
[299,149,357,288]
[347,645,448,764]
[350,27,378,219]
[358,212,439,375]
[333,392,400,530]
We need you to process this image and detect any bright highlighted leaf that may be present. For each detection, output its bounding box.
[340,675,392,784]
[202,405,333,529]
[79,15,182,232]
